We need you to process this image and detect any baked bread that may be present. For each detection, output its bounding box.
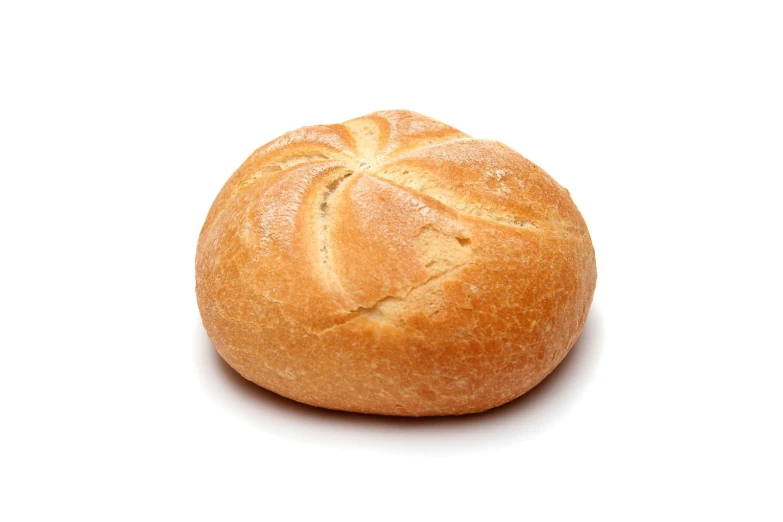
[196,110,596,416]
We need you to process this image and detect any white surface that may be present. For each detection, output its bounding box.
[1,1,781,520]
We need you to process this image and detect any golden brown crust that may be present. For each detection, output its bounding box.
[196,110,596,416]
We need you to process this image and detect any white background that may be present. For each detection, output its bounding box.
[1,1,781,520]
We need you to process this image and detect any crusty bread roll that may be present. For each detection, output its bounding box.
[196,110,596,416]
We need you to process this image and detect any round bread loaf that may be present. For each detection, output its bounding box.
[196,110,596,416]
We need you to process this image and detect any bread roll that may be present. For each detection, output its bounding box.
[196,110,596,416]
